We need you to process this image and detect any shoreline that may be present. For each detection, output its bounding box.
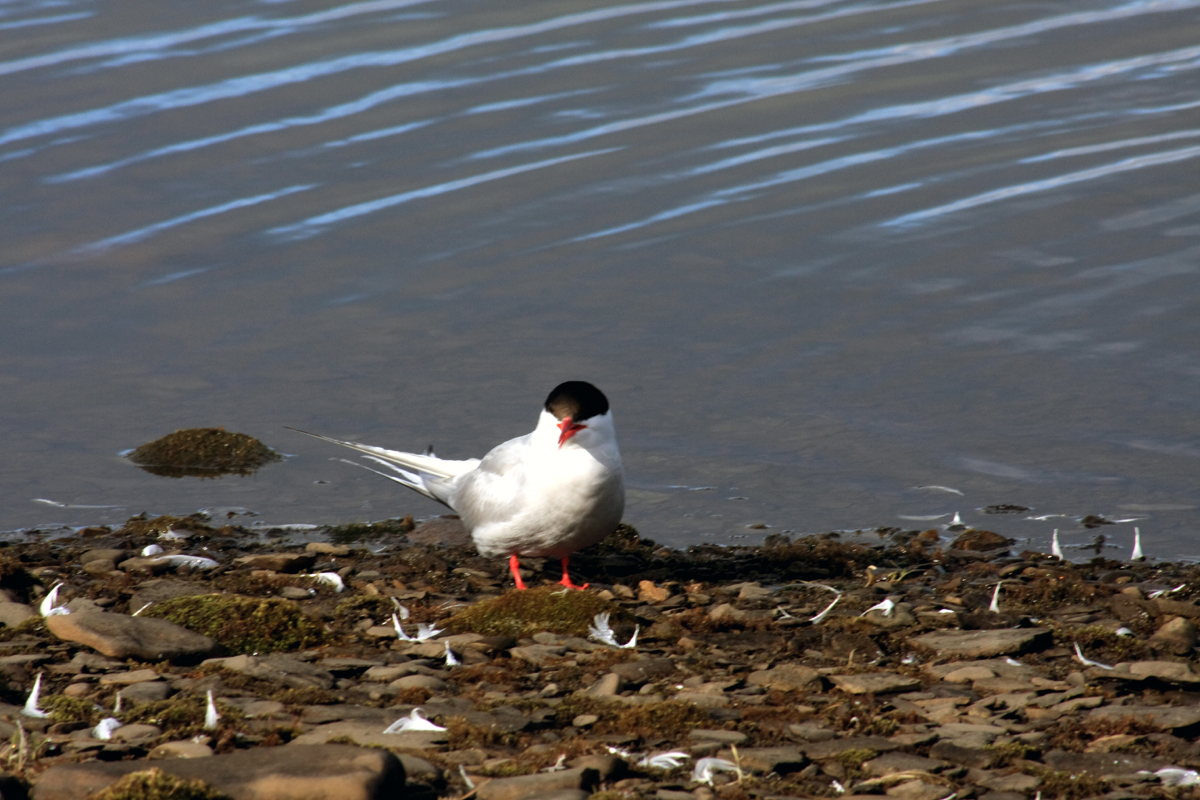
[1,514,1198,799]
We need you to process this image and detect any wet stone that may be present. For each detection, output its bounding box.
[829,672,921,695]
[45,611,218,663]
[910,628,1052,658]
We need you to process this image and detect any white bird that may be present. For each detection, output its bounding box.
[291,381,624,590]
[1051,529,1064,560]
[1131,527,1144,561]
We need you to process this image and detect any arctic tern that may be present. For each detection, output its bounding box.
[290,381,624,590]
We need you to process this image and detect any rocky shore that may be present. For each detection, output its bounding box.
[0,515,1198,799]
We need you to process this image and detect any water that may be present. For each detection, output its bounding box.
[3,0,1198,559]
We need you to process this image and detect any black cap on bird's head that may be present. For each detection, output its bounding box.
[545,381,609,447]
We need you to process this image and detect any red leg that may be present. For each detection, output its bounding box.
[508,555,527,590]
[559,556,589,590]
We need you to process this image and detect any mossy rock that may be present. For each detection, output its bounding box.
[444,585,633,638]
[128,428,281,478]
[90,768,232,800]
[120,694,243,741]
[142,594,325,653]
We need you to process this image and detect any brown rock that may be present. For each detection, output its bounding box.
[45,611,217,663]
[1150,616,1197,653]
[1153,598,1200,618]
[611,657,675,684]
[864,752,945,776]
[0,602,36,628]
[638,580,671,603]
[509,644,567,666]
[829,672,920,695]
[128,580,211,615]
[748,664,820,692]
[910,628,1051,658]
[289,720,448,749]
[203,654,334,690]
[950,530,1010,550]
[473,767,599,800]
[928,741,997,768]
[30,744,404,800]
[886,778,951,800]
[233,552,316,573]
[724,746,807,775]
[1127,660,1200,684]
[148,741,214,759]
[1088,704,1200,735]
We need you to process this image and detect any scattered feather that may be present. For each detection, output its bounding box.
[915,485,964,495]
[392,598,410,619]
[809,595,841,623]
[861,598,894,617]
[93,718,122,740]
[40,583,69,617]
[541,754,568,772]
[588,612,638,648]
[458,765,475,790]
[113,691,123,714]
[22,672,49,718]
[415,623,444,642]
[141,544,163,556]
[1148,583,1186,599]
[1005,657,1023,666]
[988,582,1002,614]
[154,555,219,570]
[901,654,918,665]
[640,751,690,770]
[774,606,796,619]
[605,745,634,758]
[937,608,956,614]
[1153,767,1200,787]
[383,708,446,733]
[1116,627,1134,637]
[1131,527,1145,561]
[392,614,413,641]
[444,641,460,666]
[831,779,846,794]
[204,690,220,730]
[692,757,739,785]
[314,572,345,592]
[1073,642,1113,670]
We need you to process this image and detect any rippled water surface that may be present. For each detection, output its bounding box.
[3,0,1199,557]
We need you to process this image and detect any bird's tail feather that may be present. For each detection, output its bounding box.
[286,427,476,479]
[336,458,437,501]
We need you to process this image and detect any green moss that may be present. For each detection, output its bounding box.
[89,768,232,800]
[47,695,102,725]
[833,748,878,770]
[143,594,325,653]
[444,584,632,638]
[1027,768,1106,799]
[0,616,45,641]
[120,695,243,741]
[128,428,281,478]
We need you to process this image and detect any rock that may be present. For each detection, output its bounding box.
[886,778,951,800]
[928,741,997,768]
[128,580,211,615]
[473,767,599,800]
[736,582,774,601]
[788,722,836,741]
[942,665,996,683]
[979,771,1041,792]
[864,752,946,776]
[0,602,36,628]
[638,580,671,603]
[568,755,625,780]
[1153,598,1200,618]
[909,628,1052,658]
[390,674,448,691]
[111,723,162,743]
[747,664,820,692]
[203,654,335,690]
[707,603,746,622]
[688,729,748,745]
[118,681,173,705]
[725,746,807,774]
[306,543,351,556]
[572,714,599,727]
[509,645,567,666]
[1088,704,1200,736]
[829,672,920,695]
[289,720,448,749]
[148,741,214,759]
[1041,748,1161,775]
[611,657,675,684]
[1150,616,1197,653]
[950,530,1010,550]
[586,673,624,697]
[99,668,161,685]
[81,549,126,566]
[233,553,316,573]
[801,736,898,760]
[30,744,405,800]
[1126,660,1200,684]
[45,612,218,663]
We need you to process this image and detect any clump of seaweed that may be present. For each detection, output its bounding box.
[89,768,232,800]
[117,513,217,538]
[143,595,326,653]
[325,516,414,544]
[444,585,632,638]
[128,428,281,478]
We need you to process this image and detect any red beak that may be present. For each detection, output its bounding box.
[557,417,586,447]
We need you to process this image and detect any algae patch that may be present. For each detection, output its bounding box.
[129,427,281,478]
[445,584,632,638]
[143,594,325,653]
[90,768,232,800]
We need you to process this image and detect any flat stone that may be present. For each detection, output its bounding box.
[289,720,448,749]
[1088,704,1200,735]
[390,674,448,692]
[203,654,335,690]
[148,741,214,759]
[910,628,1052,658]
[610,657,675,683]
[29,744,404,800]
[788,722,836,741]
[1153,598,1200,618]
[980,772,1042,792]
[928,741,998,768]
[1041,748,1161,775]
[111,723,162,743]
[747,664,820,692]
[725,746,807,775]
[802,736,898,760]
[117,681,173,705]
[829,672,921,695]
[1126,660,1200,684]
[233,553,316,573]
[508,645,566,666]
[45,611,217,663]
[306,543,352,556]
[127,580,211,615]
[99,668,161,685]
[474,767,599,800]
[0,602,36,628]
[885,778,950,800]
[941,665,996,683]
[864,751,946,776]
[687,729,748,745]
[1149,617,1197,653]
[587,673,624,697]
